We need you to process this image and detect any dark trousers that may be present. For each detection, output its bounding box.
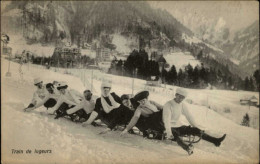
[44,98,57,109]
[172,126,202,137]
[97,105,134,129]
[135,110,165,134]
[73,109,91,120]
[56,103,75,115]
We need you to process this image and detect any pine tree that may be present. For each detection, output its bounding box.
[192,66,200,87]
[177,68,186,86]
[167,65,177,84]
[253,69,260,91]
[241,113,250,127]
[197,50,203,59]
[249,77,255,91]
[185,64,194,86]
[244,77,249,91]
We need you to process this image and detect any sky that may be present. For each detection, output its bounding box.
[149,1,259,33]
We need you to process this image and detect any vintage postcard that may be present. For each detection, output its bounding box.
[1,1,259,164]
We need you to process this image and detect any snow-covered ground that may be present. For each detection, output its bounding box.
[2,58,259,164]
[164,52,201,71]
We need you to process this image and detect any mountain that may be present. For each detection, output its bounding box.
[221,21,259,76]
[175,11,231,45]
[2,1,192,49]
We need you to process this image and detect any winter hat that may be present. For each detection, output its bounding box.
[34,78,43,85]
[121,94,130,101]
[57,81,68,90]
[101,81,112,88]
[176,88,188,97]
[134,91,149,102]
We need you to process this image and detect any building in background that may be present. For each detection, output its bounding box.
[51,47,81,68]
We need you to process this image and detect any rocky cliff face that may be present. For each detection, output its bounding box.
[222,21,259,74]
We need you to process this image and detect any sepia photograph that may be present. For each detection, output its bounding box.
[1,1,259,164]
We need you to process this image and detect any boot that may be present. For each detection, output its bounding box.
[202,133,226,147]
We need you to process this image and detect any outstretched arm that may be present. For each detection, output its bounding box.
[66,103,84,115]
[33,94,51,109]
[49,95,78,114]
[124,109,142,132]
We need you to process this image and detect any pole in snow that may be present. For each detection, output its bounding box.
[5,51,12,77]
[132,70,135,95]
[91,69,93,92]
[132,68,137,95]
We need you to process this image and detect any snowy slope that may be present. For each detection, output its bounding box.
[1,58,259,164]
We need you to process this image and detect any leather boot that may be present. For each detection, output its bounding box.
[202,133,226,147]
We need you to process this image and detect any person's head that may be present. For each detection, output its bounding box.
[34,78,43,89]
[101,81,112,97]
[57,82,68,94]
[121,94,130,107]
[53,81,59,86]
[46,83,54,94]
[174,88,187,104]
[134,91,149,106]
[83,90,92,101]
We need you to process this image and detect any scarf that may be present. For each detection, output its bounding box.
[101,93,120,113]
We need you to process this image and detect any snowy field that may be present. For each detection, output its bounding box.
[1,58,259,164]
[164,52,201,71]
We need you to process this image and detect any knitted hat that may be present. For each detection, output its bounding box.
[133,91,149,102]
[176,88,188,97]
[101,81,112,88]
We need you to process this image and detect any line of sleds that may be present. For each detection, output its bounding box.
[24,78,226,155]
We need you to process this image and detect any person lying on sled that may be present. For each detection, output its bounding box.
[47,82,83,118]
[163,88,226,155]
[24,78,57,111]
[98,94,135,134]
[25,83,60,112]
[120,91,165,139]
[55,89,97,122]
[82,81,123,127]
